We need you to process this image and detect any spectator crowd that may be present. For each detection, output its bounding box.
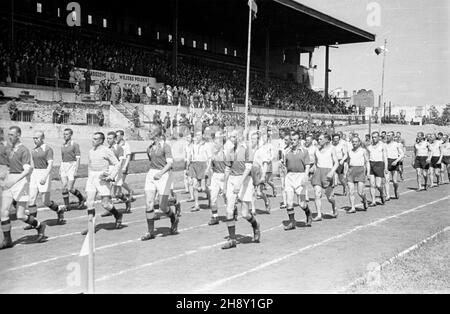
[1,23,350,115]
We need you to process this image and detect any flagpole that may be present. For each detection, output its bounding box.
[87,211,95,294]
[380,38,387,128]
[244,2,253,131]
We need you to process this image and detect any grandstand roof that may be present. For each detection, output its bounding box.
[73,0,375,49]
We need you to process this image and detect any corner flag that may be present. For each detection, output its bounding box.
[248,0,258,19]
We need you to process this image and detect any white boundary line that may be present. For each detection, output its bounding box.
[339,225,450,293]
[191,195,450,293]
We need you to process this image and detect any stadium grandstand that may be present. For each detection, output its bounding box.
[0,0,375,131]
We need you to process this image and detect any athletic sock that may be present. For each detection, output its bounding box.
[72,189,84,202]
[28,205,38,217]
[227,221,236,240]
[48,201,60,212]
[62,191,70,207]
[146,214,155,234]
[1,220,12,242]
[167,209,176,224]
[24,215,40,228]
[109,207,120,220]
[287,208,295,222]
[246,215,258,229]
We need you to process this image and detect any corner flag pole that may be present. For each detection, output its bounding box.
[244,1,253,131]
[87,210,95,294]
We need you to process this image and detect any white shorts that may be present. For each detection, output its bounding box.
[2,173,29,202]
[226,175,253,203]
[85,171,111,196]
[145,169,172,196]
[109,166,124,187]
[285,172,307,195]
[60,161,77,181]
[30,168,51,194]
[210,172,225,204]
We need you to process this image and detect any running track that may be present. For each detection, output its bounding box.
[0,157,449,293]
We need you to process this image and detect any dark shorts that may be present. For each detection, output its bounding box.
[266,161,273,174]
[430,156,441,168]
[414,156,429,170]
[387,158,399,172]
[336,161,345,175]
[442,156,450,165]
[189,162,207,180]
[370,161,385,178]
[311,167,333,189]
[348,166,366,183]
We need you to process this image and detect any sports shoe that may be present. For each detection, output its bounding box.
[24,224,35,231]
[312,215,323,222]
[284,220,296,231]
[253,222,261,243]
[0,239,13,250]
[221,239,237,250]
[208,217,219,226]
[141,233,155,241]
[347,208,356,214]
[101,211,112,217]
[57,206,66,225]
[265,199,271,214]
[190,205,200,212]
[36,223,47,242]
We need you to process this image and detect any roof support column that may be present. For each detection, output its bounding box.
[324,45,329,100]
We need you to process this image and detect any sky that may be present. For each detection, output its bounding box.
[294,0,450,107]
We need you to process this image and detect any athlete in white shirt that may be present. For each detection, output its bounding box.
[385,132,404,200]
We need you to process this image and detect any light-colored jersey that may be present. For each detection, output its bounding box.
[348,147,366,167]
[430,141,441,157]
[368,142,386,162]
[315,145,336,169]
[414,141,430,157]
[385,141,402,160]
[441,142,450,156]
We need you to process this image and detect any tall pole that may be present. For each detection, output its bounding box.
[87,209,95,294]
[324,45,329,100]
[380,39,387,126]
[244,4,253,130]
[10,0,14,50]
[172,0,179,81]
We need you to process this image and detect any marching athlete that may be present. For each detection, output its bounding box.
[107,132,131,212]
[332,133,349,196]
[312,133,339,220]
[413,132,431,191]
[141,124,179,241]
[438,134,450,184]
[347,136,369,213]
[81,132,123,235]
[304,134,318,202]
[26,131,65,229]
[187,131,211,212]
[367,132,388,206]
[385,131,404,200]
[116,130,134,202]
[205,131,227,225]
[222,130,260,249]
[1,126,46,250]
[429,134,442,187]
[60,128,85,209]
[283,131,312,230]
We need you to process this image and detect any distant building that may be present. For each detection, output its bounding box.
[352,89,374,108]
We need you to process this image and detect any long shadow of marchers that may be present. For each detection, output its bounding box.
[235,234,254,245]
[281,220,309,228]
[92,222,128,233]
[42,218,66,227]
[14,235,48,245]
[157,227,179,237]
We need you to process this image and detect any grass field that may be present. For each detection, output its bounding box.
[347,231,450,293]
